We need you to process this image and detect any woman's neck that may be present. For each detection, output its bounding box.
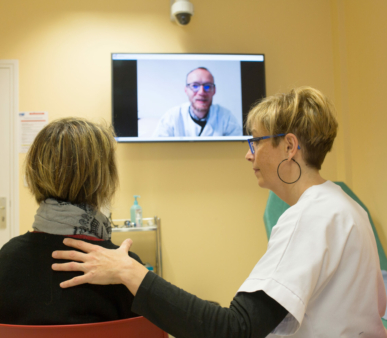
[274,170,326,206]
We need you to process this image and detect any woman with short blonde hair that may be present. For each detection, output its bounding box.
[246,86,338,170]
[53,88,386,337]
[0,117,142,325]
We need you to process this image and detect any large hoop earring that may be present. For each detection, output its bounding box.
[277,159,301,184]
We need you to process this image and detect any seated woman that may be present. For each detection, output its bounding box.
[0,117,143,325]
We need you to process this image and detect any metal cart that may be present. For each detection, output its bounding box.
[111,217,162,277]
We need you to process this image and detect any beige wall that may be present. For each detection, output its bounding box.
[335,0,387,250]
[2,0,340,306]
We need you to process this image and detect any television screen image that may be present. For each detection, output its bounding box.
[112,53,266,142]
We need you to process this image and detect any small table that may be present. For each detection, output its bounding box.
[111,217,162,277]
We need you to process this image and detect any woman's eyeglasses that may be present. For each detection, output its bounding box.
[248,134,300,154]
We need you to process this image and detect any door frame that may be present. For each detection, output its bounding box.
[0,60,19,238]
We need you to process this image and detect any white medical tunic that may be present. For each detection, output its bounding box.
[153,102,242,137]
[238,181,387,337]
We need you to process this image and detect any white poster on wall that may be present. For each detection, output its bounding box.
[19,112,48,153]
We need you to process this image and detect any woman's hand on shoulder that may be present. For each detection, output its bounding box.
[52,238,149,295]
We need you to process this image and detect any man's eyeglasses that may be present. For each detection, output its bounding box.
[248,134,301,154]
[186,82,215,93]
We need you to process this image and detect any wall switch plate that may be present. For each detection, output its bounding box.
[0,198,6,228]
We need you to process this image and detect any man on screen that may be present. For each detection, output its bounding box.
[153,67,242,137]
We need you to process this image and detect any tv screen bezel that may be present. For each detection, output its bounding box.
[111,53,266,143]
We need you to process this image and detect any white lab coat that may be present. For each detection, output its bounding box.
[153,102,242,137]
[238,181,387,337]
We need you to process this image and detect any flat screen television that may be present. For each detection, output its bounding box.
[112,53,266,142]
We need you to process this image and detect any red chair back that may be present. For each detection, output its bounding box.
[0,316,168,338]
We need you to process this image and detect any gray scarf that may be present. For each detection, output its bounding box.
[33,198,111,240]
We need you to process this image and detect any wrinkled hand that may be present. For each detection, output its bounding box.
[52,238,148,295]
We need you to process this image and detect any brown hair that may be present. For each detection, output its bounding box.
[246,86,338,170]
[25,117,118,209]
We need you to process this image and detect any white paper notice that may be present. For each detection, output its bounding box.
[19,112,48,153]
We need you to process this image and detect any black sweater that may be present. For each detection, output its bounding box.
[132,271,288,338]
[0,232,288,336]
[0,232,143,325]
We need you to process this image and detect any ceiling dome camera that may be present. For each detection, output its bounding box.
[171,0,194,26]
[175,13,191,25]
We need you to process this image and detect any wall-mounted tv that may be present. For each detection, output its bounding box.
[112,53,266,142]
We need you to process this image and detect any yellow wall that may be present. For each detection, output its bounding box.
[335,0,387,250]
[2,0,339,306]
